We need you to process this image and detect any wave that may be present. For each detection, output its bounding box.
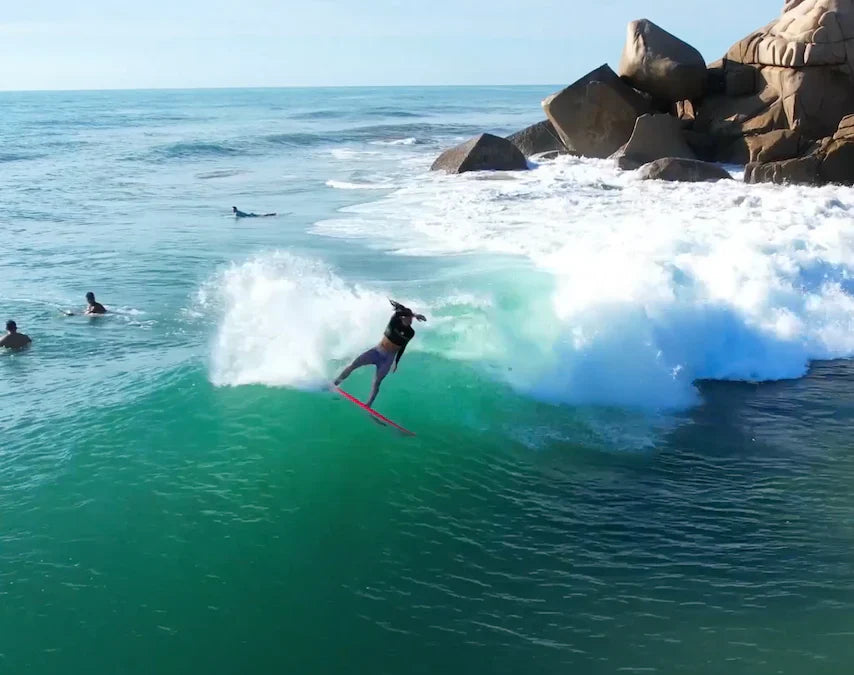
[326,179,395,190]
[202,252,393,388]
[130,122,483,163]
[362,109,424,119]
[287,110,348,121]
[148,140,248,161]
[313,156,854,410]
[196,169,248,180]
[343,122,482,144]
[0,152,41,163]
[264,132,326,147]
[289,108,424,121]
[371,137,420,146]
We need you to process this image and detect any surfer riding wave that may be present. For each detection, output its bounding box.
[334,299,426,407]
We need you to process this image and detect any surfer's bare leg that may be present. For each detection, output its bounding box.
[366,358,393,408]
[334,349,375,385]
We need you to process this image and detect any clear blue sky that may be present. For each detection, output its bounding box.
[0,1,782,90]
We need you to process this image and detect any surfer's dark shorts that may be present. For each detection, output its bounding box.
[352,345,395,379]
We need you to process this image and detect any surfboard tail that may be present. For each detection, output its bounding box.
[331,386,415,436]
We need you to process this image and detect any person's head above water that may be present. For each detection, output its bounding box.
[232,206,237,213]
[6,320,17,333]
[86,292,96,304]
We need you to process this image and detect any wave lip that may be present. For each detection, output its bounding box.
[201,252,391,389]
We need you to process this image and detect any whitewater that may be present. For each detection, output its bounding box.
[211,152,854,410]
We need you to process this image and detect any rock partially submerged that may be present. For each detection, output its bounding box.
[432,3,854,179]
[746,114,854,185]
[431,133,528,174]
[613,114,695,170]
[542,64,650,158]
[638,157,733,182]
[744,155,821,185]
[619,19,707,103]
[506,120,569,157]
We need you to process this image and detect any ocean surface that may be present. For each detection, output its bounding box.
[2,86,854,674]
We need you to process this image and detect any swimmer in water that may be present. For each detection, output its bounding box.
[0,320,32,349]
[232,206,276,218]
[334,299,426,407]
[85,292,107,315]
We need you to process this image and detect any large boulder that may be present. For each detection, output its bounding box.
[720,0,854,140]
[747,129,804,163]
[720,128,804,164]
[743,114,854,185]
[506,120,570,157]
[619,19,707,103]
[694,91,788,144]
[638,157,733,182]
[613,114,696,170]
[744,155,822,185]
[542,64,651,158]
[431,133,528,174]
[820,113,854,183]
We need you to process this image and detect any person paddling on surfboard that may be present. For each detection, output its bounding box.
[84,291,107,315]
[232,206,276,218]
[333,299,426,408]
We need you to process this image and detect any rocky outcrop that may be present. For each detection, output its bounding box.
[694,90,788,147]
[720,129,804,164]
[745,114,854,185]
[638,157,733,182]
[744,155,821,184]
[613,114,696,170]
[431,133,528,173]
[715,0,854,141]
[821,112,854,183]
[542,64,650,158]
[506,120,569,157]
[747,129,804,163]
[619,19,707,103]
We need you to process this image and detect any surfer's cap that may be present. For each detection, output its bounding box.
[6,320,16,331]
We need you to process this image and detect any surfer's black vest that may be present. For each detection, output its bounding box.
[384,312,415,347]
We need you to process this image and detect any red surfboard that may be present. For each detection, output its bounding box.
[331,385,416,436]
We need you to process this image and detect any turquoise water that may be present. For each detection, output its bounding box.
[3,87,854,674]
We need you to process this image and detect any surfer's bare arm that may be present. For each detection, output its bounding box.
[393,344,406,372]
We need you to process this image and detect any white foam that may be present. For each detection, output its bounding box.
[329,148,381,160]
[326,179,394,190]
[371,137,419,146]
[314,155,854,409]
[203,252,399,389]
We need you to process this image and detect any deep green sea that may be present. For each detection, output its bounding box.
[3,87,854,674]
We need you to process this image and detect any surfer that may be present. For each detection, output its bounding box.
[334,299,426,407]
[0,320,32,349]
[232,206,276,218]
[85,291,107,315]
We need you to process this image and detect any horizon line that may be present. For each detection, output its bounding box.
[0,82,566,95]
